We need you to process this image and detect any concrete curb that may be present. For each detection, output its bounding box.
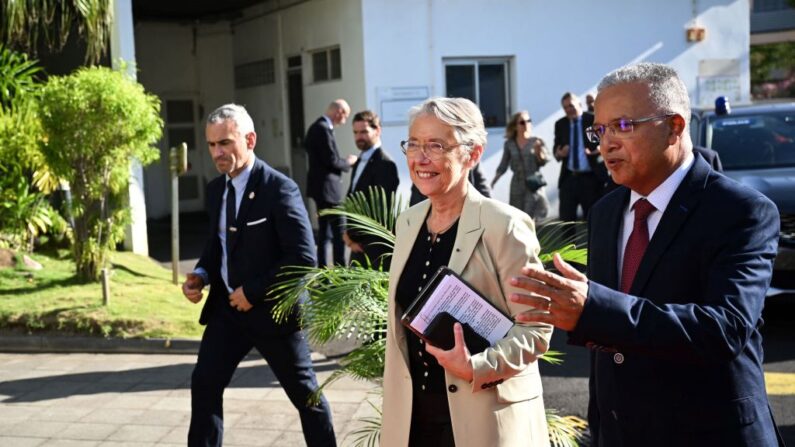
[0,333,355,359]
[0,334,201,354]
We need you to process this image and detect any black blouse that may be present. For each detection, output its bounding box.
[396,216,460,395]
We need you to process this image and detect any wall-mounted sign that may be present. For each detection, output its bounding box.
[377,86,430,125]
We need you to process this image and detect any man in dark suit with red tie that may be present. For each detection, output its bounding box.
[553,92,607,221]
[182,104,336,447]
[511,64,784,446]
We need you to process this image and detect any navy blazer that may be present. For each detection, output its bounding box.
[570,154,782,446]
[305,117,352,205]
[195,158,316,334]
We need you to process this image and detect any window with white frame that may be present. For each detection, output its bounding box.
[311,46,341,82]
[444,58,511,128]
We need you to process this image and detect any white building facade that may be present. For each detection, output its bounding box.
[134,0,751,219]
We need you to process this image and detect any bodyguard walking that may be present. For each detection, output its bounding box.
[182,104,336,447]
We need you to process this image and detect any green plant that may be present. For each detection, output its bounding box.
[0,0,113,64]
[38,66,162,281]
[271,188,589,446]
[0,46,66,251]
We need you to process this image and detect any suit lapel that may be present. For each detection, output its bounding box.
[208,179,224,239]
[447,187,485,275]
[228,160,265,255]
[630,157,709,295]
[348,158,362,195]
[351,147,383,194]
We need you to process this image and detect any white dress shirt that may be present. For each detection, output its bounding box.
[194,159,255,293]
[617,152,694,284]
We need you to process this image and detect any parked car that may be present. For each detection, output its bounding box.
[690,102,795,297]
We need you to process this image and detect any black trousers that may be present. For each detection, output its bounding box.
[558,172,602,222]
[316,202,346,267]
[188,310,336,447]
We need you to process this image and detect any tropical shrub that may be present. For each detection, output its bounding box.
[0,46,66,251]
[38,66,162,281]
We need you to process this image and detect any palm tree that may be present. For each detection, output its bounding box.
[0,0,112,64]
[270,187,590,447]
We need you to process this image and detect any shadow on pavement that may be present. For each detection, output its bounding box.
[0,357,339,404]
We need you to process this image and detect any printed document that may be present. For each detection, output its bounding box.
[410,272,513,344]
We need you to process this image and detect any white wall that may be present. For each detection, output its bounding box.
[135,21,235,218]
[361,0,751,215]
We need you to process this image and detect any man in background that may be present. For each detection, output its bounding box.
[553,92,606,221]
[344,110,399,269]
[305,99,357,266]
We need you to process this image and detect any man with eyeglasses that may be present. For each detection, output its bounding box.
[553,92,607,222]
[511,63,784,446]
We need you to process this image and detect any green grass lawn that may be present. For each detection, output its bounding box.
[0,249,203,339]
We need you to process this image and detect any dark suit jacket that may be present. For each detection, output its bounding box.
[305,117,351,205]
[195,158,316,334]
[693,145,723,172]
[570,154,782,446]
[553,112,608,186]
[347,147,400,267]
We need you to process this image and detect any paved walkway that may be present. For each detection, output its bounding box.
[0,352,380,446]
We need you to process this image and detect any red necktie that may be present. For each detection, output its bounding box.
[620,199,656,293]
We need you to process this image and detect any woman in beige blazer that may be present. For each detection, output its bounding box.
[381,97,553,447]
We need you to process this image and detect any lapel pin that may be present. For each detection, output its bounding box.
[249,191,255,200]
[230,227,238,232]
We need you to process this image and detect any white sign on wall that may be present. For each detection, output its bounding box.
[697,76,741,108]
[377,86,430,125]
[697,59,742,108]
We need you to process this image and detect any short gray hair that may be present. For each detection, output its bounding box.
[408,97,488,149]
[206,103,255,135]
[598,62,691,125]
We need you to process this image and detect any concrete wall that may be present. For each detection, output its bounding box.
[360,0,751,213]
[135,21,235,218]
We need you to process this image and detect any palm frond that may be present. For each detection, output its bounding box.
[270,265,388,345]
[0,0,112,64]
[547,409,590,447]
[342,400,382,447]
[321,186,406,250]
[537,220,588,266]
[539,349,565,366]
[305,339,386,406]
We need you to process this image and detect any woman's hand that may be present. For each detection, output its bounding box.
[425,323,474,382]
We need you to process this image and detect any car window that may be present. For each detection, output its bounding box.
[707,112,795,169]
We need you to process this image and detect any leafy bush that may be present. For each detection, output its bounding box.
[0,46,65,251]
[38,66,162,281]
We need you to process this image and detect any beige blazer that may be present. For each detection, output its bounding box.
[381,186,553,447]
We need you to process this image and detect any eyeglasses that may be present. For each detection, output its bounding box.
[518,119,532,126]
[585,113,676,144]
[400,140,472,160]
